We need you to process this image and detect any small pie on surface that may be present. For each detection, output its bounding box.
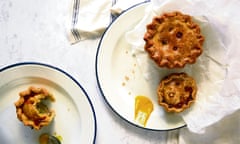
[144,11,204,68]
[14,86,55,130]
[157,72,197,113]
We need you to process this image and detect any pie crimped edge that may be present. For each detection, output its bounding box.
[14,86,55,130]
[157,72,197,113]
[144,11,204,68]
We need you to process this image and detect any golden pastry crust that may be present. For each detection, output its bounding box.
[15,86,55,130]
[157,73,197,113]
[144,11,204,68]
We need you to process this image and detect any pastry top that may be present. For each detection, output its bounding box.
[144,11,204,68]
[15,86,55,130]
[157,72,197,113]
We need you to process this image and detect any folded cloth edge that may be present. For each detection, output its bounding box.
[68,0,112,44]
[68,0,149,44]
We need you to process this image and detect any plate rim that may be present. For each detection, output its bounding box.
[0,61,97,143]
[95,1,186,131]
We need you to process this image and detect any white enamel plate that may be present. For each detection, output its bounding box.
[96,2,186,131]
[0,62,96,143]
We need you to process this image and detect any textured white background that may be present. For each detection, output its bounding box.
[0,0,239,143]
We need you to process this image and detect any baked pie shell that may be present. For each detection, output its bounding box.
[144,11,204,68]
[14,86,55,130]
[157,73,197,113]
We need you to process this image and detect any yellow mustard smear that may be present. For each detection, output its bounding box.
[134,96,154,127]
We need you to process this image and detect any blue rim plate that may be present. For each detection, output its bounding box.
[96,2,186,131]
[0,62,97,143]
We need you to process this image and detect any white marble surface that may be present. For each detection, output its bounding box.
[0,0,170,143]
[0,0,240,144]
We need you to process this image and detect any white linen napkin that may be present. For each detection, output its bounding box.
[125,0,240,133]
[68,0,147,44]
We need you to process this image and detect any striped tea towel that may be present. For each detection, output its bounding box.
[68,0,148,44]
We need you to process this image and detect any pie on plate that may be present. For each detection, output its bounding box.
[15,86,55,130]
[157,72,197,113]
[144,11,204,68]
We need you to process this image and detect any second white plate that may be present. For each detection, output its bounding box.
[0,62,97,143]
[96,2,186,131]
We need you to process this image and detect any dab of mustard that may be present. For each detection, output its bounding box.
[134,96,154,127]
